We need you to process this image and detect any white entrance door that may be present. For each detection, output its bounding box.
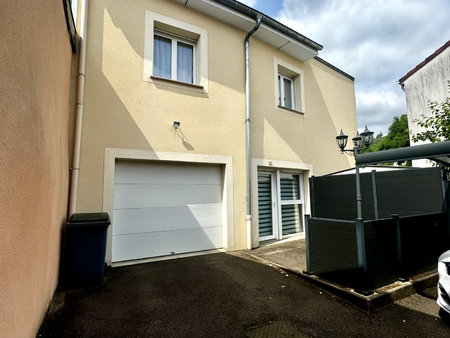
[257,170,305,241]
[112,160,223,262]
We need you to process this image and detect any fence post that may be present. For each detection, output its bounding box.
[304,215,312,274]
[309,176,316,217]
[371,170,379,220]
[393,214,408,281]
[355,218,372,295]
[440,167,450,247]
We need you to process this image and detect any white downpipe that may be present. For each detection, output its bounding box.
[245,16,262,250]
[69,0,88,216]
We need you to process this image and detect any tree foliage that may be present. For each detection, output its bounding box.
[367,114,410,152]
[412,92,450,143]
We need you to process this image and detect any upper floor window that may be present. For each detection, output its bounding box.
[274,58,305,114]
[154,32,196,84]
[278,74,295,110]
[144,10,208,92]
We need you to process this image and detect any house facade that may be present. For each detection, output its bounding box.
[0,1,75,337]
[398,40,450,167]
[72,0,356,265]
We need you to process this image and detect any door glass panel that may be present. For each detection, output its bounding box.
[281,204,303,235]
[258,173,273,238]
[280,174,300,200]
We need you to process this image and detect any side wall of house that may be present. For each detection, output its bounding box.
[250,38,356,175]
[404,47,450,145]
[0,1,72,336]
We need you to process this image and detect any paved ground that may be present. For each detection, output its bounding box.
[38,252,450,337]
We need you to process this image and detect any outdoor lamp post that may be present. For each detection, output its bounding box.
[336,126,374,220]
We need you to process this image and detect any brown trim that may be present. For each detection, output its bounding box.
[62,0,77,52]
[398,40,450,84]
[150,75,204,90]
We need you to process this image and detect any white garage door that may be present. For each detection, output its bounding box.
[112,160,223,262]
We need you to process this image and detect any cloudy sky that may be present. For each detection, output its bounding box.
[240,0,450,135]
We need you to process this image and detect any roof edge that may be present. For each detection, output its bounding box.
[398,39,450,84]
[314,56,355,81]
[213,0,323,51]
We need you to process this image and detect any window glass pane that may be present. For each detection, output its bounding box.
[278,76,281,106]
[280,174,300,200]
[177,41,193,83]
[283,77,292,109]
[281,204,303,235]
[154,35,172,79]
[258,174,273,238]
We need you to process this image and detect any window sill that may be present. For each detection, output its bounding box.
[150,76,204,90]
[277,105,304,115]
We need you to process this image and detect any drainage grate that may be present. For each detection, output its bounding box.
[245,320,307,338]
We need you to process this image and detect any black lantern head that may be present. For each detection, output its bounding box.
[336,129,348,151]
[360,125,374,147]
[352,131,362,148]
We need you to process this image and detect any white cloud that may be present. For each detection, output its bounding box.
[276,0,450,134]
[238,0,258,8]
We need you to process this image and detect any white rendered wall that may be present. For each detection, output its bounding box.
[402,47,450,166]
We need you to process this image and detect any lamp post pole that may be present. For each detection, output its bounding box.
[354,147,362,220]
[336,126,374,220]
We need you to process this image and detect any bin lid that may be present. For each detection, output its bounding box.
[69,212,110,223]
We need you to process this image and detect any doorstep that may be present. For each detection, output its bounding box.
[232,238,438,312]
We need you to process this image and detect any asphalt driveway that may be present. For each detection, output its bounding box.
[38,252,449,337]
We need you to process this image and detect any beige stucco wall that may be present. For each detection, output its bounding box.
[76,0,355,252]
[250,38,356,175]
[0,1,72,337]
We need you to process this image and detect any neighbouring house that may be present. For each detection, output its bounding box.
[70,0,357,264]
[398,39,450,167]
[0,1,76,337]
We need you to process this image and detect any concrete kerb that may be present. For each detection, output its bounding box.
[235,250,438,312]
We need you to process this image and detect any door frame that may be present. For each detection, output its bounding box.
[251,158,313,249]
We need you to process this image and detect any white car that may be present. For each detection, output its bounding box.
[437,250,450,316]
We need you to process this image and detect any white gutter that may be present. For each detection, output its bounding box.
[69,0,88,216]
[245,16,262,250]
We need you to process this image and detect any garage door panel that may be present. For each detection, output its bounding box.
[115,161,221,185]
[113,161,224,262]
[112,226,223,262]
[114,184,222,209]
[112,204,222,235]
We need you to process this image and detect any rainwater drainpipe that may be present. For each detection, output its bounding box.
[245,15,262,249]
[69,0,89,216]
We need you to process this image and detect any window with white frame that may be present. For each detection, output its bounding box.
[278,74,295,110]
[144,11,208,91]
[153,31,196,84]
[274,58,305,113]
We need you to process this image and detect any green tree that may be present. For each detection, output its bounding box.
[368,114,410,152]
[412,92,450,143]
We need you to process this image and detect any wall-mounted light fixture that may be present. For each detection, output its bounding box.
[173,121,180,129]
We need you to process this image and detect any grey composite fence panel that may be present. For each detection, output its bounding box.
[311,174,374,220]
[364,218,399,289]
[310,167,443,220]
[308,217,361,287]
[375,167,443,218]
[399,212,449,276]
